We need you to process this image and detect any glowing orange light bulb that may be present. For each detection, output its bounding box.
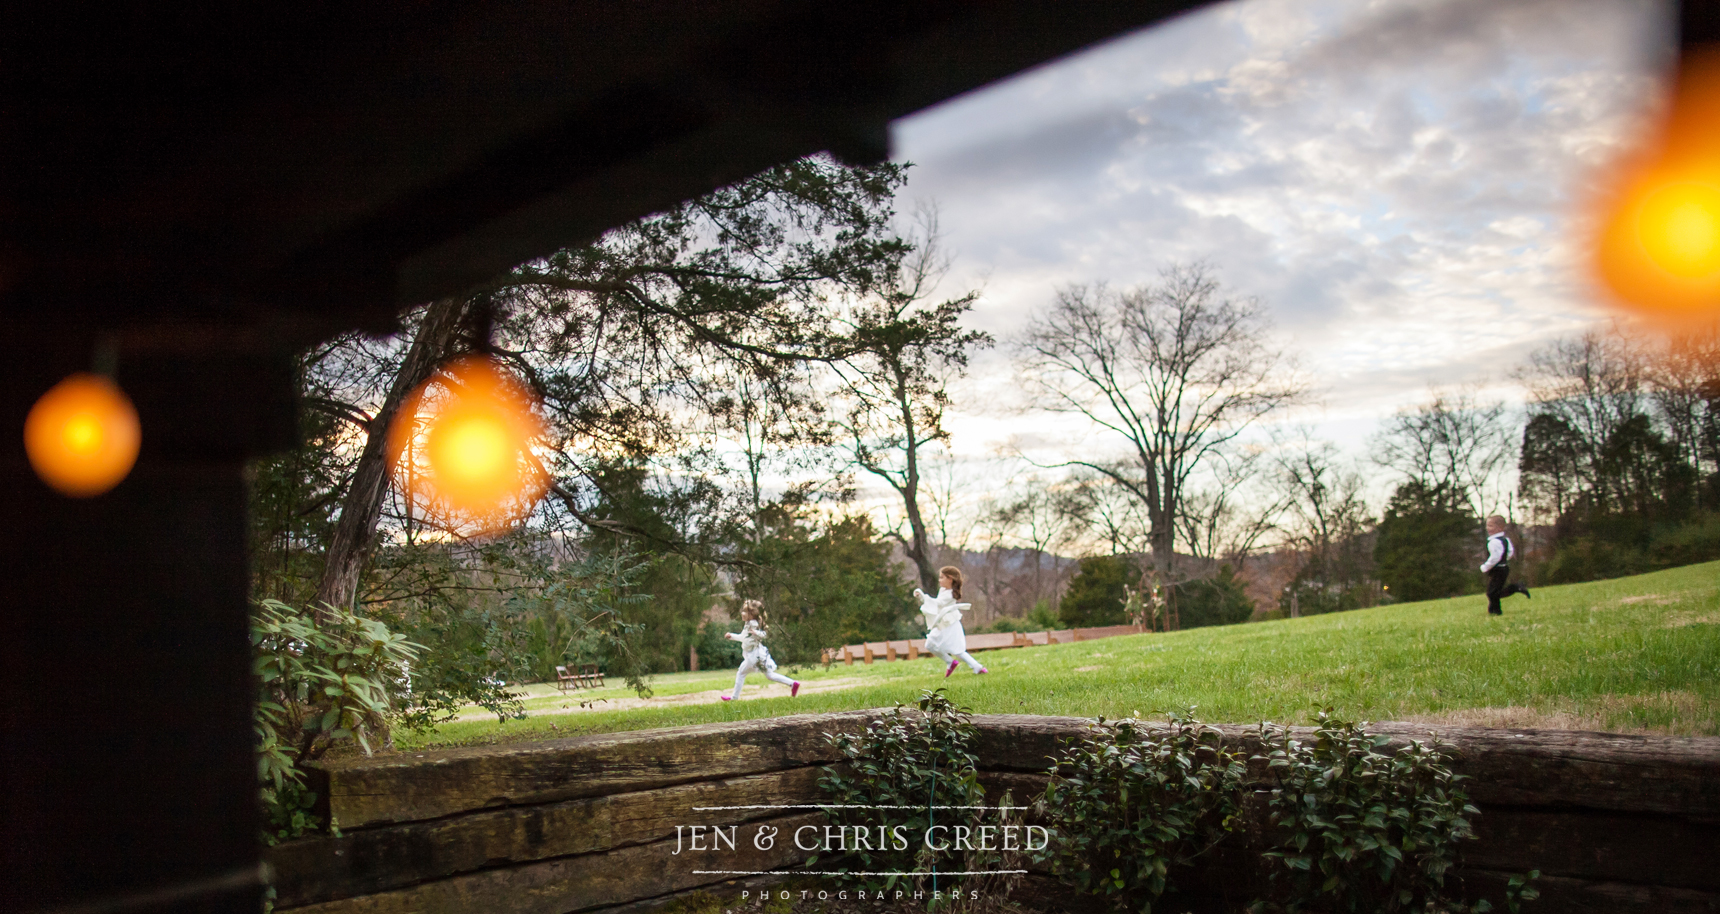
[24,372,142,497]
[1592,48,1720,321]
[388,355,548,533]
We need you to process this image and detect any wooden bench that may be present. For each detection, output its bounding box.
[555,665,581,691]
[578,663,604,688]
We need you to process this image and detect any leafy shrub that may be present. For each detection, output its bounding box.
[821,690,1017,898]
[253,598,422,843]
[1544,536,1646,584]
[1251,710,1533,913]
[1035,711,1246,912]
[1648,511,1720,569]
[973,615,1036,634]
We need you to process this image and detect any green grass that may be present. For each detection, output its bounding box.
[397,561,1720,750]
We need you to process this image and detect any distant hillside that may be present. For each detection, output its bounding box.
[888,540,1310,625]
[885,542,1079,625]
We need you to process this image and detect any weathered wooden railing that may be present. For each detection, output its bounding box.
[266,713,1720,914]
[823,625,1148,665]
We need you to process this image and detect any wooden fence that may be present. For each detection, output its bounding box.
[267,713,1720,914]
[822,624,1147,665]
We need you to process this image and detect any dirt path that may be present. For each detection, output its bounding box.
[449,674,877,721]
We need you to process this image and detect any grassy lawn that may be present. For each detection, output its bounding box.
[397,560,1720,750]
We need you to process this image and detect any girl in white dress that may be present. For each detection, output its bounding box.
[914,565,987,678]
[721,600,801,701]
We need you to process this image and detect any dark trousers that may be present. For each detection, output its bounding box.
[1486,565,1526,614]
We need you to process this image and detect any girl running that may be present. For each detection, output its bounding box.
[721,599,801,701]
[915,565,987,678]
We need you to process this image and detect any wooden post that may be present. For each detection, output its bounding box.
[844,647,854,666]
[863,644,874,664]
[886,641,898,661]
[689,646,698,672]
[908,641,919,660]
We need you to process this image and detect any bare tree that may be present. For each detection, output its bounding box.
[1050,466,1152,557]
[1272,433,1376,614]
[918,449,995,566]
[1015,262,1306,579]
[706,366,840,544]
[1647,323,1720,496]
[1515,326,1649,519]
[1371,386,1516,519]
[1176,446,1282,574]
[829,213,990,592]
[987,472,1083,613]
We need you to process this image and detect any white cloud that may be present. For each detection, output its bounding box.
[886,0,1674,484]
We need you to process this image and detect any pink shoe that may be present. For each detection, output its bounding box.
[721,695,734,701]
[945,659,959,678]
[976,667,988,675]
[791,681,801,697]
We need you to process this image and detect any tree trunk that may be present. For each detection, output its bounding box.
[901,500,939,594]
[314,297,468,617]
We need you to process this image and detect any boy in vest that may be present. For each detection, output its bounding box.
[1480,515,1531,615]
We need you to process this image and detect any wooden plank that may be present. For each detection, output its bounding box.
[1467,809,1720,891]
[269,768,827,909]
[967,715,1720,819]
[1366,722,1720,819]
[1457,868,1720,914]
[277,811,822,914]
[316,712,872,830]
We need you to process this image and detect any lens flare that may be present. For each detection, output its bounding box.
[388,355,548,533]
[24,373,142,497]
[1591,48,1720,321]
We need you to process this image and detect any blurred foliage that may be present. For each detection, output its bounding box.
[732,506,915,664]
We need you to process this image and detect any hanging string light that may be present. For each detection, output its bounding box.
[25,372,142,497]
[1591,13,1720,321]
[387,354,549,534]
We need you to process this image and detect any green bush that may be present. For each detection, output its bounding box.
[253,599,422,843]
[1648,511,1720,569]
[1251,710,1533,913]
[1035,711,1247,912]
[820,690,1018,897]
[1544,536,1646,584]
[695,618,743,670]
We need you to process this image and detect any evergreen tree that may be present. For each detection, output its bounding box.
[1177,564,1255,628]
[1373,481,1475,603]
[1058,554,1141,626]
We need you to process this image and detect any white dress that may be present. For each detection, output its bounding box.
[725,619,795,696]
[916,587,971,656]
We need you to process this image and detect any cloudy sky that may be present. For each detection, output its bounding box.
[884,0,1674,492]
